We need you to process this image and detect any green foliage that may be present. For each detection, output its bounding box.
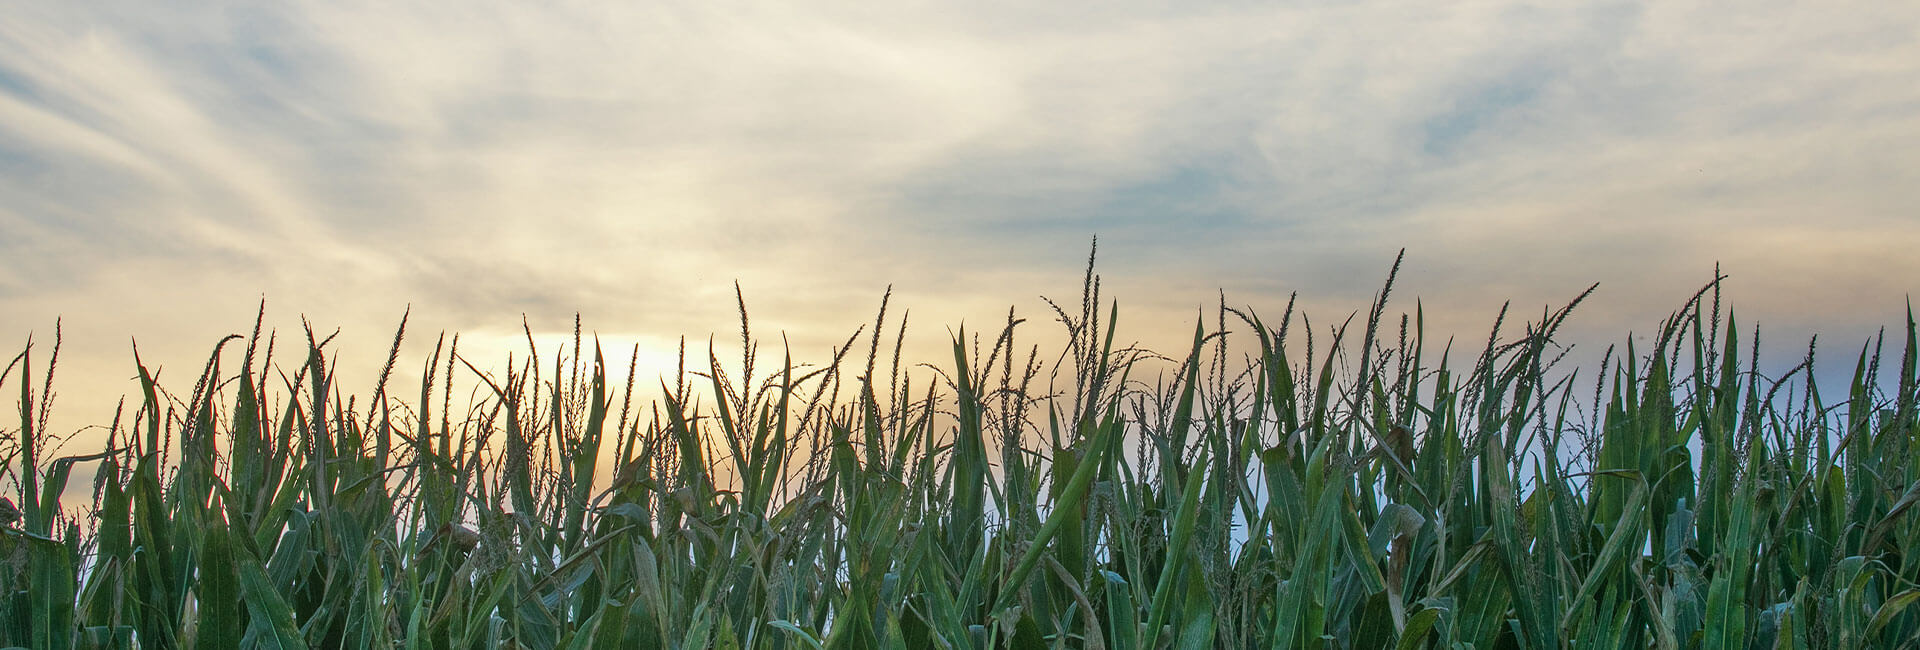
[3,252,1920,649]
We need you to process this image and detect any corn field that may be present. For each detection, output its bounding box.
[3,253,1919,649]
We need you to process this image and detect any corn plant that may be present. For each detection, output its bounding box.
[2,249,1918,649]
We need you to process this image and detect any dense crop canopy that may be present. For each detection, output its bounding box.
[3,252,1919,649]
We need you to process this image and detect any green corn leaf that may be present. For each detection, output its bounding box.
[234,535,308,650]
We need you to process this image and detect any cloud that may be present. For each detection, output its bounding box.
[2,0,1918,438]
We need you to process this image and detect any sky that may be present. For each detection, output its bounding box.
[3,0,1919,446]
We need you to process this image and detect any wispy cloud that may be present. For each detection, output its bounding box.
[3,0,1918,429]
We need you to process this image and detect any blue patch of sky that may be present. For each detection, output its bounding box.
[0,64,37,102]
[1419,67,1552,158]
[134,8,361,142]
[894,149,1265,244]
[887,157,1089,224]
[1084,160,1254,238]
[242,41,298,80]
[177,44,303,119]
[0,156,150,229]
[0,143,40,180]
[0,67,44,175]
[126,22,434,229]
